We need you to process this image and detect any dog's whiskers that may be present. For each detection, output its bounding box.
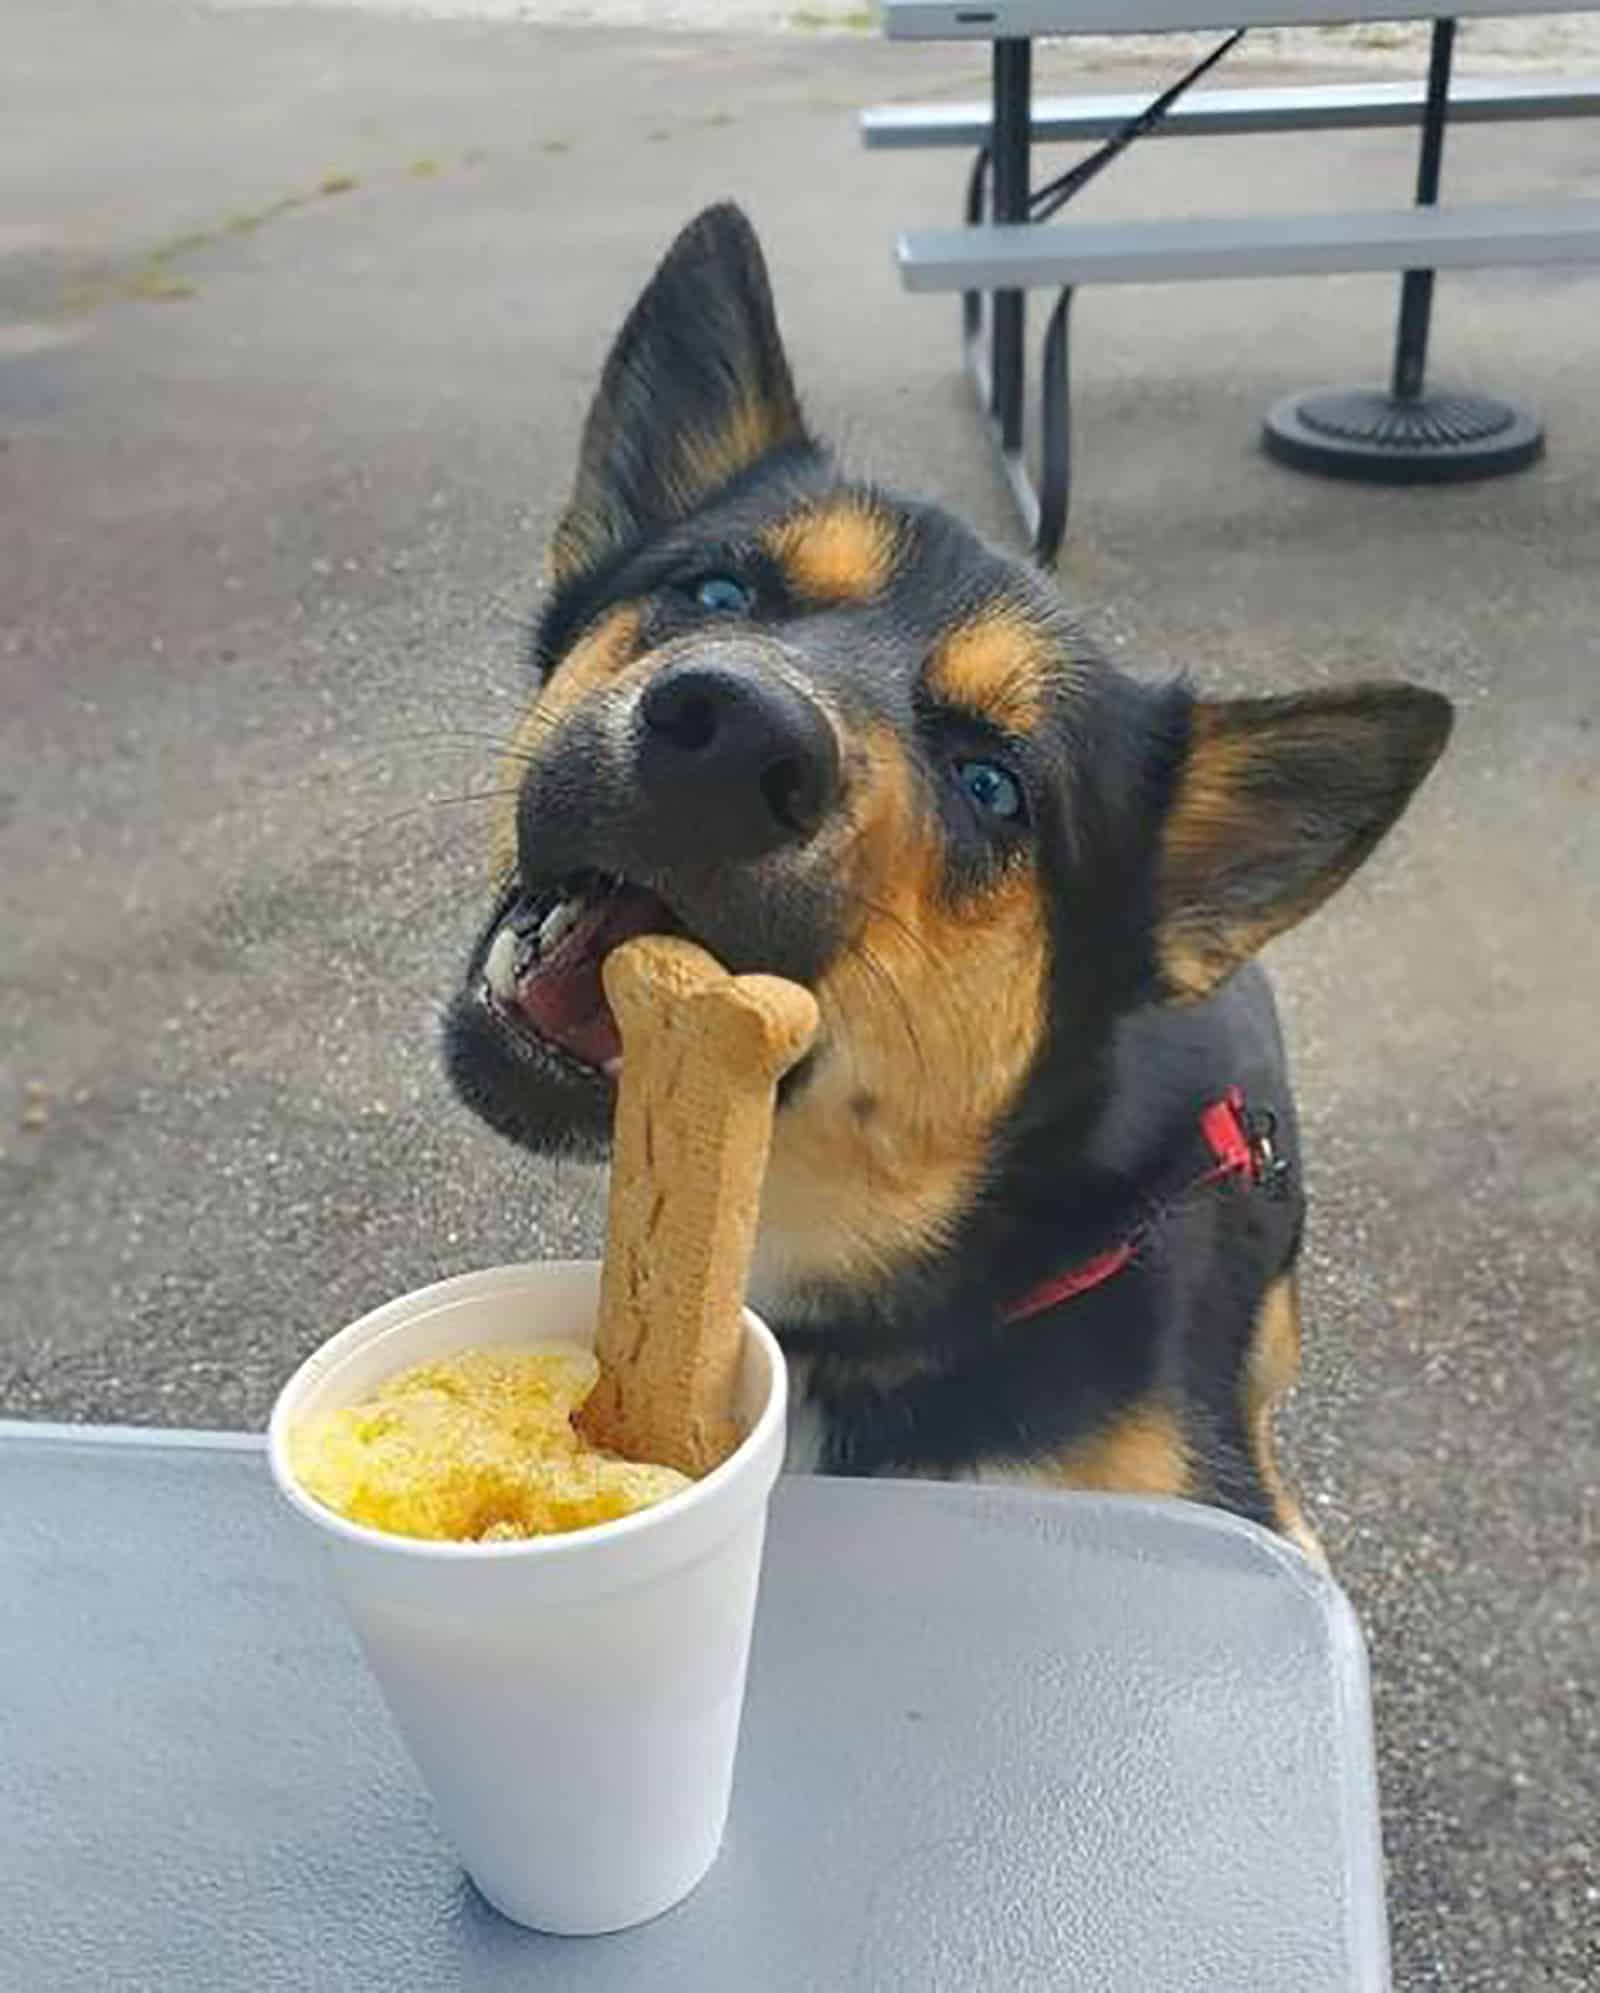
[348,788,525,843]
[347,729,547,766]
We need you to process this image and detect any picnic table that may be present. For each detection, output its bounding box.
[872,2,1600,557]
[2,1420,1391,1989]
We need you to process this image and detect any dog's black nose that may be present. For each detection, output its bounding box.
[638,659,840,855]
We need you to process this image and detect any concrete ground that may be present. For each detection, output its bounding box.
[4,3,1596,1985]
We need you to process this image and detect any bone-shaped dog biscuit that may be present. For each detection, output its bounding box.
[577,935,818,1478]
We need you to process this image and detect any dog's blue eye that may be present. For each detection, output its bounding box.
[691,575,751,615]
[956,759,1023,821]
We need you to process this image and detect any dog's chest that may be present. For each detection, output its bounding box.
[780,1357,831,1475]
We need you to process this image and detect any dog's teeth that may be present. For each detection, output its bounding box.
[538,896,583,956]
[602,1056,622,1080]
[483,924,521,1003]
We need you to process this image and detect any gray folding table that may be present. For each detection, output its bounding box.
[0,1422,1390,1990]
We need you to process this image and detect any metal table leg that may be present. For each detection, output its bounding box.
[1262,15,1543,482]
[990,39,1030,451]
[961,39,1051,552]
[1036,285,1076,562]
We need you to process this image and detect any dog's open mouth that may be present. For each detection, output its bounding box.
[479,871,680,1073]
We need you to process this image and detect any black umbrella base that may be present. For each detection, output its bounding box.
[1262,386,1544,484]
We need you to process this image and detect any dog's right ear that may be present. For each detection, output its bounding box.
[547,204,811,587]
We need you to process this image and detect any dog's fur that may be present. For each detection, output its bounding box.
[444,205,1452,1560]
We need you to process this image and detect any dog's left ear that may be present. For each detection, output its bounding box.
[1153,682,1453,1002]
[547,203,810,586]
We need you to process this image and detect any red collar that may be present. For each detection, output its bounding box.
[1003,1088,1288,1325]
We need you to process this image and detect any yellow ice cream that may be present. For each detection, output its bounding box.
[289,1342,691,1543]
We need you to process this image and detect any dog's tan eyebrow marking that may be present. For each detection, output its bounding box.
[926,604,1052,736]
[487,604,641,888]
[761,497,900,605]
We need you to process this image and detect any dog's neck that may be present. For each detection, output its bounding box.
[748,1041,1130,1356]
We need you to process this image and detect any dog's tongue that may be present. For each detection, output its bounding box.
[513,886,672,1068]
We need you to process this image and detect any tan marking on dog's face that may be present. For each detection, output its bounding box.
[1244,1273,1326,1566]
[1051,1401,1192,1497]
[926,603,1052,736]
[487,606,641,889]
[762,498,899,605]
[759,724,1049,1292]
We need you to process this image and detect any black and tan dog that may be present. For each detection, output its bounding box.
[444,204,1451,1561]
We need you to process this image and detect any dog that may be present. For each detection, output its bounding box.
[443,203,1451,1562]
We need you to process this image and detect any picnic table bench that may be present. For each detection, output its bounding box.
[868,2,1600,559]
[2,1420,1391,1989]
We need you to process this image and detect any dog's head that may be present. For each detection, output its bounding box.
[444,203,1450,1302]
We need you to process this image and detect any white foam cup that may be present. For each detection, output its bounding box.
[267,1260,786,1935]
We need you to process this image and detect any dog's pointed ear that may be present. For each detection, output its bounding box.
[1153,683,1453,1002]
[547,203,810,585]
